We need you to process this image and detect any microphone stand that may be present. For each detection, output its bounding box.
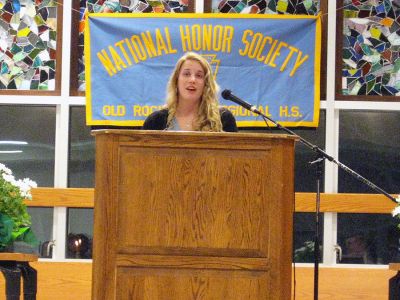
[309,155,323,300]
[236,104,397,300]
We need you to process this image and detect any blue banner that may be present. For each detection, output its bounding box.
[85,13,321,127]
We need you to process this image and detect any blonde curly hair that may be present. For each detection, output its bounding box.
[165,52,222,132]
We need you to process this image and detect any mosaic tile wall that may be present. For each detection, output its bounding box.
[0,0,58,90]
[77,0,189,92]
[211,0,319,15]
[342,0,400,96]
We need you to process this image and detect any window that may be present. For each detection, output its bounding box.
[337,110,400,264]
[293,110,326,192]
[0,105,56,186]
[337,213,399,264]
[66,208,93,259]
[242,110,326,191]
[339,110,400,193]
[27,207,54,258]
[68,106,95,188]
[294,212,322,263]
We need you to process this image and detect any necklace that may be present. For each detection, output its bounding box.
[176,116,194,130]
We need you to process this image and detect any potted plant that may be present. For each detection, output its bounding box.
[0,163,38,252]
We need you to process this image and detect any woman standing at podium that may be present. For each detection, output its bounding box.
[142,52,238,132]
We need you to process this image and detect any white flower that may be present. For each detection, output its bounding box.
[0,163,12,175]
[1,164,37,200]
[392,205,400,217]
[2,173,17,185]
[24,178,37,188]
[392,195,400,217]
[16,178,37,199]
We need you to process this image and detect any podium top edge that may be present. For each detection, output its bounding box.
[91,129,299,140]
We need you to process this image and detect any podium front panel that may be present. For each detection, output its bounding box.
[117,146,270,257]
[92,131,296,300]
[116,267,269,300]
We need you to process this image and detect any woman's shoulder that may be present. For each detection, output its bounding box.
[149,108,168,118]
[219,106,235,119]
[219,106,231,114]
[142,108,169,130]
[219,107,238,132]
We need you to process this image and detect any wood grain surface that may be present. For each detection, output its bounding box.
[92,130,296,299]
[26,188,396,213]
[0,262,393,299]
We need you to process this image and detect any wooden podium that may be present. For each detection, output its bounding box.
[92,130,296,300]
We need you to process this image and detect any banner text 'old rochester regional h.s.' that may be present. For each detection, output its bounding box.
[85,13,321,127]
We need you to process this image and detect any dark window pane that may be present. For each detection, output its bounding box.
[66,208,93,259]
[26,207,54,258]
[0,105,56,186]
[68,106,95,187]
[339,111,400,193]
[337,213,400,264]
[240,112,326,263]
[241,110,326,192]
[294,212,323,263]
[292,111,326,192]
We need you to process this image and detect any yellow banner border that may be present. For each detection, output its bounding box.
[87,12,320,20]
[85,13,321,128]
[85,12,93,126]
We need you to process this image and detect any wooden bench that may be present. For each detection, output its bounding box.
[0,253,38,300]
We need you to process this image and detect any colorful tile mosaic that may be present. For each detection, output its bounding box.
[342,0,400,96]
[77,0,189,92]
[0,0,58,90]
[211,0,319,15]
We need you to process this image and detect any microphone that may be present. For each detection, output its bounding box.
[221,89,261,114]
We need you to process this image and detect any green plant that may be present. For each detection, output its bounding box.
[0,163,38,251]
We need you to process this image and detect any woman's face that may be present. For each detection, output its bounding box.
[177,59,206,106]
